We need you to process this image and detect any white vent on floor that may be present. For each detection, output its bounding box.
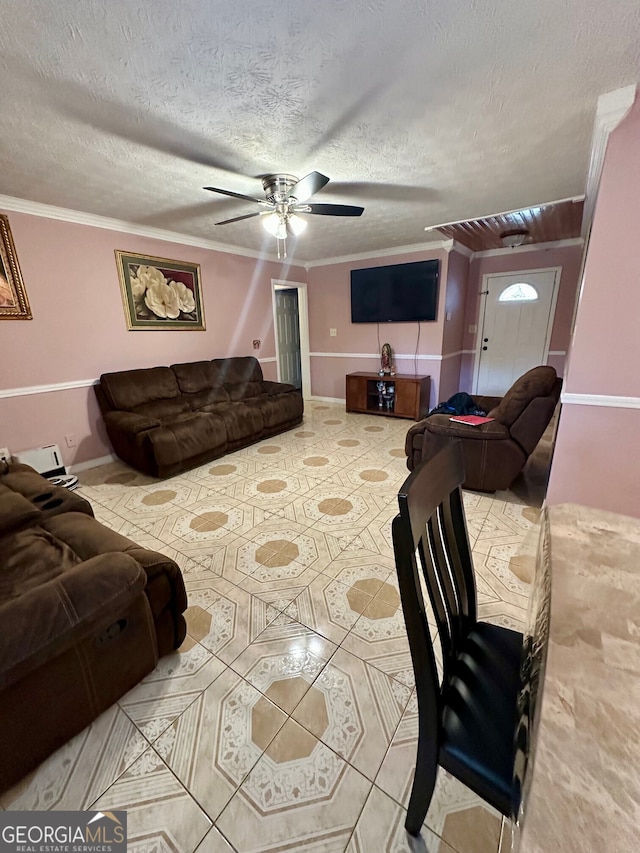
[13,444,65,476]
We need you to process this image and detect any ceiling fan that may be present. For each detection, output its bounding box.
[203,171,364,257]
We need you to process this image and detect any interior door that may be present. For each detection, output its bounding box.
[275,288,302,389]
[475,269,558,396]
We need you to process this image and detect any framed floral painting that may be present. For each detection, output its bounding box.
[0,215,32,320]
[115,251,205,330]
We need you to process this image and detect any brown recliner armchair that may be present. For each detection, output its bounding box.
[405,366,562,492]
[0,462,188,792]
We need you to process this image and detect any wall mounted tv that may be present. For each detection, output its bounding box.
[350,259,440,323]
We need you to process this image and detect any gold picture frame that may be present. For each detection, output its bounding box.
[115,250,205,331]
[0,215,32,320]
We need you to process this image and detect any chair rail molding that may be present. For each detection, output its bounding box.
[561,392,640,409]
[2,357,277,399]
[310,351,445,361]
[471,237,583,260]
[0,378,97,399]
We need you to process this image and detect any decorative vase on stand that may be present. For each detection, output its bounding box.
[380,343,393,376]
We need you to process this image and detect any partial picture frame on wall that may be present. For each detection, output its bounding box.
[115,250,205,331]
[0,215,32,320]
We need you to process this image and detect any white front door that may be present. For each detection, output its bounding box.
[474,268,559,396]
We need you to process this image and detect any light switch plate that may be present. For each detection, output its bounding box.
[330,328,337,337]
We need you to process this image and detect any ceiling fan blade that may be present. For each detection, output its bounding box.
[289,171,330,203]
[215,211,262,226]
[302,203,364,217]
[204,186,267,204]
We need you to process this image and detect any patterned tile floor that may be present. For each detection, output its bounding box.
[0,402,547,853]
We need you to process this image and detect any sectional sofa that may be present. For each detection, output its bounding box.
[95,355,304,478]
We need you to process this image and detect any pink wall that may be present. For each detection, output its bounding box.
[0,210,304,466]
[560,119,640,397]
[547,93,640,516]
[442,250,469,354]
[439,249,469,401]
[458,243,584,391]
[548,406,639,516]
[307,248,449,405]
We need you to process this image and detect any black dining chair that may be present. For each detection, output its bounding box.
[392,440,530,837]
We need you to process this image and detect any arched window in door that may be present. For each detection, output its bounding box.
[498,282,539,302]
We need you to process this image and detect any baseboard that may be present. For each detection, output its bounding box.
[68,453,117,473]
[308,395,346,404]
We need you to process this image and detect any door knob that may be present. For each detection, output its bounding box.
[482,346,488,351]
[483,338,489,342]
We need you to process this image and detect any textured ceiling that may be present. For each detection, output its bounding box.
[0,1,638,262]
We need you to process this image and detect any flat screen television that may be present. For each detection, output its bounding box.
[350,259,439,323]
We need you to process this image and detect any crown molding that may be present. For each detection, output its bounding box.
[451,241,473,258]
[0,193,287,263]
[470,237,583,260]
[304,240,448,269]
[582,84,637,237]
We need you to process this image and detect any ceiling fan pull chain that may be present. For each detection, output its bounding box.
[277,236,287,260]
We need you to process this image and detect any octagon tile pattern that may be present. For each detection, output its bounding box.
[8,402,551,853]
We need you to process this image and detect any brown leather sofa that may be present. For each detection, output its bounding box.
[0,462,187,792]
[96,355,304,477]
[405,366,562,492]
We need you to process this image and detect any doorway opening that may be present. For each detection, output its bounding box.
[472,267,560,396]
[271,279,311,399]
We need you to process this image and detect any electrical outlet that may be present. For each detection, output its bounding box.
[329,328,337,337]
[65,434,77,448]
[469,324,478,334]
[0,447,10,464]
[252,339,261,349]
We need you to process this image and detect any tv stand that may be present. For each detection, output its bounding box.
[345,372,431,421]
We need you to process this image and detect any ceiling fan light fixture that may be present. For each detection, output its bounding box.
[288,213,307,236]
[500,228,529,248]
[206,172,363,259]
[262,212,287,239]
